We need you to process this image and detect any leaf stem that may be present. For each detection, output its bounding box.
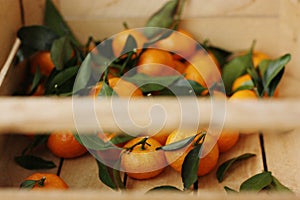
[37,177,46,187]
[126,137,150,152]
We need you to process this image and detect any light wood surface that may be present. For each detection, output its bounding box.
[0,0,21,70]
[0,97,300,134]
[1,0,300,198]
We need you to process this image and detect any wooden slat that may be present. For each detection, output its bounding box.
[263,129,300,195]
[0,97,300,134]
[60,154,110,189]
[0,0,22,70]
[0,134,60,187]
[58,0,279,20]
[0,189,298,200]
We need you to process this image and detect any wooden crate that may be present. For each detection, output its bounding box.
[0,0,300,199]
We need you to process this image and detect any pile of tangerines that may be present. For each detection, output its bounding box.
[20,25,276,190]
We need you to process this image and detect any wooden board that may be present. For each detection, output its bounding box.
[0,134,60,187]
[0,0,22,70]
[264,129,300,195]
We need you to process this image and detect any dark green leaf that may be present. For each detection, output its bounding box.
[78,134,108,150]
[45,0,80,46]
[50,36,73,70]
[17,26,58,51]
[145,0,179,39]
[98,81,115,97]
[216,153,256,182]
[182,142,203,190]
[74,55,92,94]
[20,180,36,189]
[222,49,253,95]
[112,159,125,189]
[169,79,206,96]
[157,135,196,151]
[259,54,291,97]
[109,134,135,145]
[205,44,232,67]
[28,66,42,95]
[224,186,238,193]
[147,185,182,193]
[271,176,293,193]
[15,155,56,170]
[22,135,49,155]
[143,29,174,48]
[120,34,137,56]
[123,74,180,93]
[96,160,117,190]
[240,171,273,192]
[73,132,84,145]
[45,66,79,95]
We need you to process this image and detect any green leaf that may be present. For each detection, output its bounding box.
[224,186,238,193]
[96,160,117,190]
[45,0,80,46]
[182,142,203,190]
[15,155,56,170]
[50,36,73,70]
[109,134,135,146]
[216,153,256,182]
[204,43,232,67]
[259,54,291,97]
[240,171,273,192]
[145,0,179,39]
[222,49,253,95]
[17,26,58,51]
[28,66,43,95]
[232,84,255,94]
[98,81,115,97]
[78,134,109,150]
[157,135,196,151]
[271,176,293,193]
[74,54,92,94]
[123,74,180,93]
[22,135,49,155]
[169,79,206,96]
[112,159,125,189]
[147,185,182,193]
[120,34,137,56]
[45,66,79,95]
[20,180,36,189]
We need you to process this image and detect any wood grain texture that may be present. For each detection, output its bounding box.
[0,134,60,187]
[0,0,21,70]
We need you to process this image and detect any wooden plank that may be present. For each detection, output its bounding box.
[0,0,22,70]
[198,134,263,192]
[0,134,60,187]
[58,0,279,20]
[22,0,60,25]
[60,154,110,189]
[263,129,300,195]
[1,98,300,134]
[0,189,298,200]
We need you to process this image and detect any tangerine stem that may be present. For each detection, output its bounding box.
[37,177,46,187]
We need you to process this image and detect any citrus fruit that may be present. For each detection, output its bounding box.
[30,51,55,76]
[230,89,257,99]
[112,29,147,57]
[90,77,143,97]
[174,60,187,74]
[232,74,254,92]
[217,130,240,153]
[184,51,220,88]
[150,130,172,146]
[47,130,87,158]
[165,130,219,176]
[121,137,167,180]
[137,48,177,76]
[154,29,197,59]
[22,173,68,190]
[252,51,270,67]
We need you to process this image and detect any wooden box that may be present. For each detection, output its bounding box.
[0,0,300,199]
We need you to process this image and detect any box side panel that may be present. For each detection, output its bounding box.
[0,0,22,70]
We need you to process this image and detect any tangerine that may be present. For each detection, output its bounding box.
[165,130,219,176]
[121,137,167,180]
[22,173,68,190]
[47,130,87,159]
